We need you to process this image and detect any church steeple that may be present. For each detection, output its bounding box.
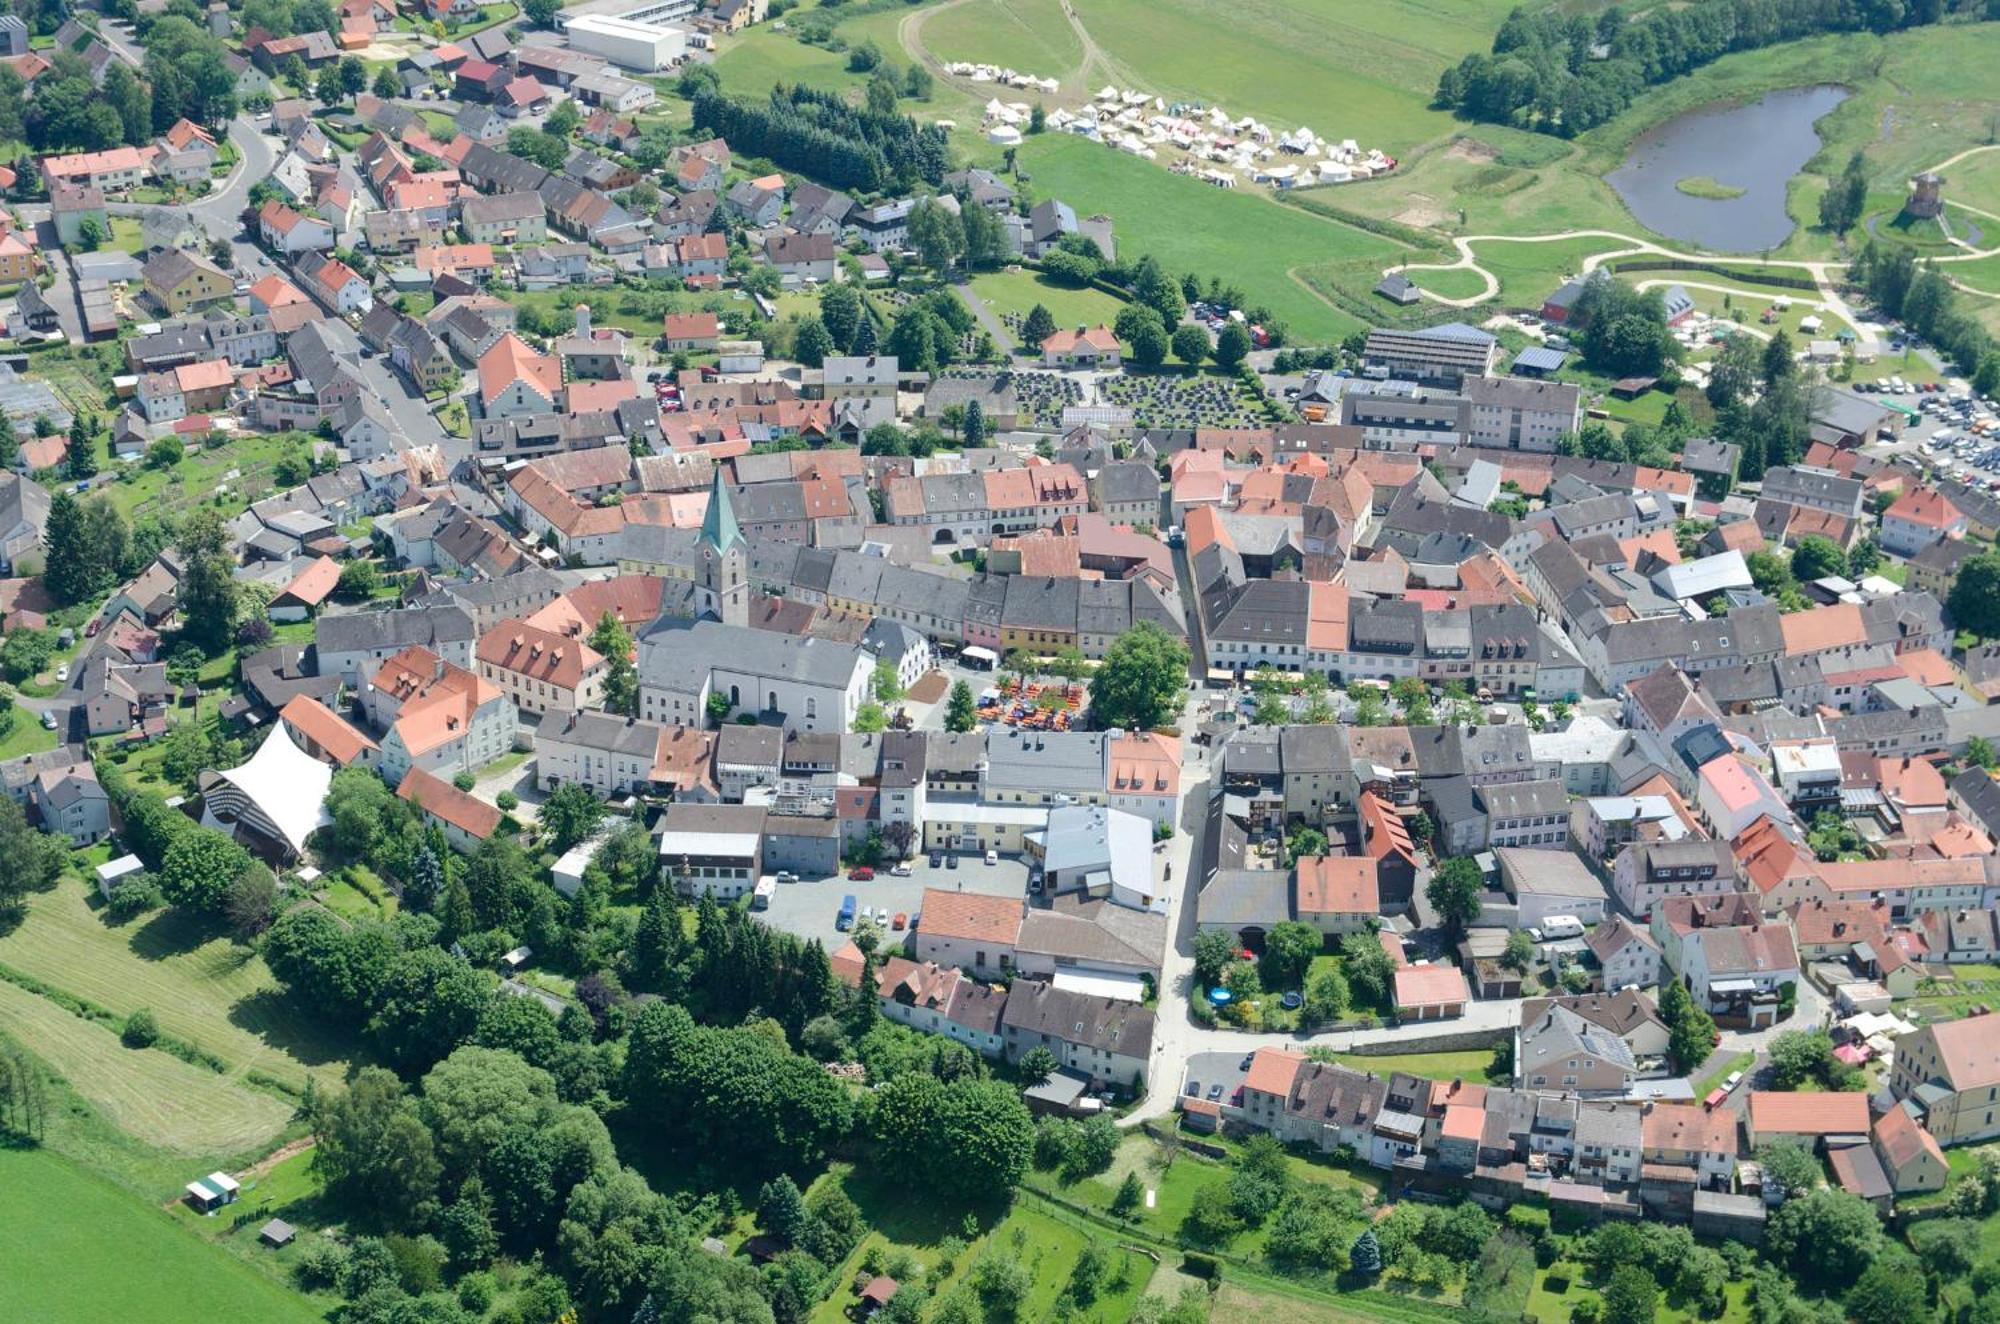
[698,466,748,627]
[700,465,743,556]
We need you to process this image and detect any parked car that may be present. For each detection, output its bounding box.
[983,848,998,865]
[40,711,56,730]
[946,853,958,870]
[54,665,68,682]
[1185,1080,1202,1097]
[849,866,874,881]
[890,862,912,877]
[1206,1083,1223,1101]
[929,851,944,868]
[892,912,907,930]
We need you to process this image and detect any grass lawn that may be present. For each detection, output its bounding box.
[1528,1262,1754,1323]
[920,0,1082,77]
[0,879,361,1097]
[1400,265,1490,302]
[0,976,293,1156]
[713,27,874,103]
[0,1147,326,1324]
[1329,1048,1497,1082]
[0,716,59,761]
[1001,133,1402,343]
[968,267,1127,332]
[1072,0,1508,159]
[98,433,304,524]
[107,216,147,255]
[1694,1051,1756,1100]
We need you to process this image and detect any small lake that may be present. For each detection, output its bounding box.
[1607,85,1851,252]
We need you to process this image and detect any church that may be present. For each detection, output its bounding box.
[634,471,878,733]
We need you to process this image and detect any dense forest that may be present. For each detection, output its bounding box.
[1433,0,1993,134]
[690,85,949,194]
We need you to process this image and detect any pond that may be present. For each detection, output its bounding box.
[1607,85,1851,252]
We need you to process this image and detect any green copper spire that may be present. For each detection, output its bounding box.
[701,465,743,555]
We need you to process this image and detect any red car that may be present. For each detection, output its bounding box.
[849,866,875,881]
[892,912,907,931]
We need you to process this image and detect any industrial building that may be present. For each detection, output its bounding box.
[562,13,689,70]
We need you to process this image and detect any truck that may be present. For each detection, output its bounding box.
[835,894,857,931]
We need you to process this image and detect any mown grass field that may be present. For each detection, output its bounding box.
[0,880,358,1095]
[801,1164,1151,1324]
[997,133,1401,341]
[920,0,1081,77]
[968,267,1128,329]
[1074,0,1514,158]
[0,979,292,1156]
[1945,147,2000,219]
[0,1147,328,1324]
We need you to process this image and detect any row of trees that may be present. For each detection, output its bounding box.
[1434,0,1965,135]
[1851,241,2000,395]
[690,85,949,194]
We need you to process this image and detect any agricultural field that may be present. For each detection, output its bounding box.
[0,879,358,1095]
[0,1147,327,1324]
[0,978,292,1156]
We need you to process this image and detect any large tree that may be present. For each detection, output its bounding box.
[1425,856,1483,933]
[1088,620,1188,730]
[175,508,239,652]
[1949,551,2000,639]
[158,827,252,913]
[870,1073,1033,1201]
[369,947,489,1073]
[540,783,606,854]
[0,797,69,914]
[310,1067,443,1229]
[589,613,639,718]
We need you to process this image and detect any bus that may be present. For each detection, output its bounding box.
[835,894,857,931]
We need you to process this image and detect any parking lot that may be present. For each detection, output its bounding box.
[1181,1049,1256,1108]
[759,852,1033,949]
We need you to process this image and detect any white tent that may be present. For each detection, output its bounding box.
[201,723,333,857]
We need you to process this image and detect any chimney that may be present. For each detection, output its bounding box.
[575,303,591,338]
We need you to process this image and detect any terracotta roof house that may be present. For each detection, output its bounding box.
[1042,324,1120,369]
[477,332,561,417]
[397,764,502,847]
[475,617,606,717]
[1746,1090,1870,1148]
[1293,854,1379,936]
[278,694,379,767]
[1870,1105,1947,1195]
[912,886,1023,979]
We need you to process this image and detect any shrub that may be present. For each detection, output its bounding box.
[120,1008,158,1048]
[496,790,519,811]
[452,771,475,792]
[106,873,163,920]
[1180,1251,1220,1281]
[293,1240,349,1291]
